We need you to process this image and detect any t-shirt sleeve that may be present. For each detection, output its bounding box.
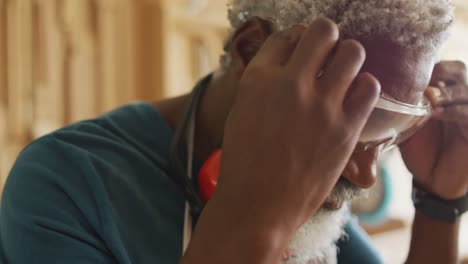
[0,138,116,264]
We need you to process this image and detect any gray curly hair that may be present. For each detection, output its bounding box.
[221,0,455,68]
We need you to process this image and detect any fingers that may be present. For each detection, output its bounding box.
[252,24,307,66]
[319,40,366,100]
[344,72,381,130]
[248,17,374,122]
[433,103,468,123]
[287,18,339,79]
[431,61,467,86]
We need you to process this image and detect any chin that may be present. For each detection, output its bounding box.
[282,180,367,264]
[282,205,349,264]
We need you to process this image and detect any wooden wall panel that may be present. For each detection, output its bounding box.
[32,0,67,137]
[63,0,99,122]
[0,0,7,188]
[2,0,34,189]
[96,0,139,112]
[132,0,164,101]
[161,0,228,97]
[0,0,229,186]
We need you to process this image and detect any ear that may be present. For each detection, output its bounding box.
[229,17,274,70]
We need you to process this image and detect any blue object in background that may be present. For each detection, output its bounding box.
[337,217,384,264]
[356,163,393,226]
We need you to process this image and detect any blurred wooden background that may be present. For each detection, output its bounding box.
[0,0,228,190]
[1,0,468,192]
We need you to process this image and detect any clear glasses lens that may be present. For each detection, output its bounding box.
[357,96,432,153]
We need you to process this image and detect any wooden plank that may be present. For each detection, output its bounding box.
[131,0,164,101]
[32,0,67,137]
[96,0,122,112]
[0,0,6,106]
[2,0,34,189]
[6,0,34,159]
[0,0,7,188]
[113,0,133,106]
[63,0,99,122]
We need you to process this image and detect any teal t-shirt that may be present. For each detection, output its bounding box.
[0,102,383,264]
[1,102,186,263]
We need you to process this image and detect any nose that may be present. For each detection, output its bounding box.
[341,146,380,189]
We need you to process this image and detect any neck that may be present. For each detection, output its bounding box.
[155,69,237,162]
[195,70,236,161]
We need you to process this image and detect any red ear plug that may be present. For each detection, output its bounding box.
[198,149,222,202]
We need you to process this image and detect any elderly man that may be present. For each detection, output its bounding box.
[1,0,467,264]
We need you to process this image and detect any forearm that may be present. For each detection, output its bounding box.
[180,198,292,264]
[406,211,460,264]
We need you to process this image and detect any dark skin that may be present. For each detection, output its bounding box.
[156,17,467,264]
[402,61,468,264]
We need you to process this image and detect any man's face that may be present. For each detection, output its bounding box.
[226,19,438,263]
[284,35,437,264]
[326,35,436,210]
[229,22,436,208]
[228,22,436,208]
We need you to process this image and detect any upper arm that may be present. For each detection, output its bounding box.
[0,139,116,264]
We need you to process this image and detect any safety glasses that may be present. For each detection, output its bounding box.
[357,94,432,152]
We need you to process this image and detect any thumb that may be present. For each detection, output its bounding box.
[344,72,380,130]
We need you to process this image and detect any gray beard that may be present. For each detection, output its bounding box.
[327,179,368,204]
[283,206,348,264]
[283,180,368,264]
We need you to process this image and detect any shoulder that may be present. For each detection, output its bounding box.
[20,102,173,171]
[0,102,183,262]
[2,102,175,200]
[0,135,105,261]
[0,101,176,220]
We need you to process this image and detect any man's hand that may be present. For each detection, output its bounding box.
[402,63,466,264]
[217,18,380,233]
[182,18,380,264]
[401,61,468,200]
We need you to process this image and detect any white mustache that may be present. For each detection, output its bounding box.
[326,179,368,205]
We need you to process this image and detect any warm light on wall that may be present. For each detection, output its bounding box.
[0,0,228,188]
[442,7,468,65]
